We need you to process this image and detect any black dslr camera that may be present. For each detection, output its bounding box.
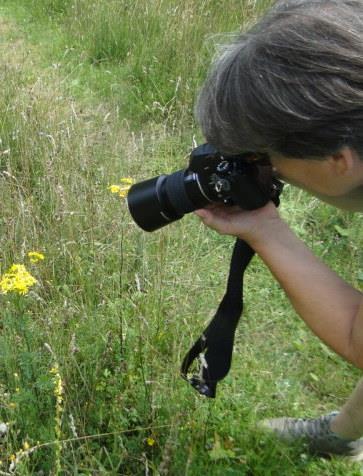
[127,143,282,231]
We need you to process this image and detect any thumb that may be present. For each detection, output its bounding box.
[194,208,223,231]
[194,209,211,219]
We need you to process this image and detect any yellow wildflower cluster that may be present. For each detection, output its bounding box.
[0,264,37,295]
[50,364,64,413]
[27,251,45,264]
[108,177,134,198]
[50,364,64,474]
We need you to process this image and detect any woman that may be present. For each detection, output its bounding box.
[195,0,363,459]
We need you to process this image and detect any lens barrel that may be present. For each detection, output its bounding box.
[127,168,211,232]
[127,175,177,231]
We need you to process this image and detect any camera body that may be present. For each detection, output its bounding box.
[127,143,282,232]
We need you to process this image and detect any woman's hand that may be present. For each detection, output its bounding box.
[194,201,282,246]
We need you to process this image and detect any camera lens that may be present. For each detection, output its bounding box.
[127,175,176,232]
[127,169,209,232]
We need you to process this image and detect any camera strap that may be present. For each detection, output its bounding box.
[180,238,254,398]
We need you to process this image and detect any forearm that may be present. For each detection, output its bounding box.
[247,218,363,368]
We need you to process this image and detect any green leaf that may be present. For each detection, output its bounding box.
[334,225,350,237]
[309,372,319,382]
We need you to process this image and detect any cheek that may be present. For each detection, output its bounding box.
[270,159,330,194]
[271,159,304,183]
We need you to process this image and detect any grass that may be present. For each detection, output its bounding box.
[0,1,362,474]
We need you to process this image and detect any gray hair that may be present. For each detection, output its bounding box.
[196,0,363,159]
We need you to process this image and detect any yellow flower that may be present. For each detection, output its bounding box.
[146,437,156,446]
[108,177,134,199]
[27,251,45,264]
[23,441,30,451]
[0,264,37,295]
[118,188,130,198]
[120,177,134,185]
[108,185,122,194]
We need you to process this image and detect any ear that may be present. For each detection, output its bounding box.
[327,147,356,176]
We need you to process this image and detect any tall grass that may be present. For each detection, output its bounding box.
[0,1,362,474]
[11,0,275,125]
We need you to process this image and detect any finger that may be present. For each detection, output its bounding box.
[194,208,230,233]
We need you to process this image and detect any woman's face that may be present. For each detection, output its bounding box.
[270,148,363,212]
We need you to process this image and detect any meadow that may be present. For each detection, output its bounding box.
[0,0,362,474]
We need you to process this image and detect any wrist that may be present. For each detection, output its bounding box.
[240,214,288,249]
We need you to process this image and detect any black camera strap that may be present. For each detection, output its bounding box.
[180,238,254,398]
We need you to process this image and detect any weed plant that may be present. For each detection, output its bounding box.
[0,1,362,474]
